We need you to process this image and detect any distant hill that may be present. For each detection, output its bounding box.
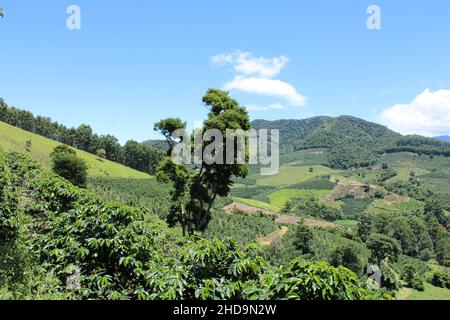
[434,135,450,142]
[252,116,400,153]
[144,116,450,169]
[0,121,151,179]
[252,116,450,169]
[142,139,169,152]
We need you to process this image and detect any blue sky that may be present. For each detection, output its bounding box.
[1,0,449,143]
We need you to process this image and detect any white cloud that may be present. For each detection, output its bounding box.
[211,50,306,109]
[380,89,450,137]
[211,50,290,78]
[245,103,287,111]
[223,76,306,107]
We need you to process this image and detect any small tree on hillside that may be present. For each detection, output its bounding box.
[25,140,32,152]
[96,148,106,159]
[293,223,314,254]
[51,145,88,187]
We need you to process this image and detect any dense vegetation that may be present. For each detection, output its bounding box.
[50,145,88,187]
[0,151,388,300]
[1,92,449,300]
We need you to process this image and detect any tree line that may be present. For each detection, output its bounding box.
[0,98,164,175]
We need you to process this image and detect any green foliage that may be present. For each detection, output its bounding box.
[330,243,368,275]
[155,89,251,235]
[411,277,425,292]
[51,144,76,156]
[290,178,336,190]
[430,271,450,289]
[51,146,88,187]
[358,212,433,260]
[435,238,450,267]
[424,198,448,228]
[327,143,377,169]
[401,264,418,287]
[153,118,187,155]
[242,259,388,300]
[253,117,450,170]
[87,177,171,219]
[293,223,314,253]
[204,211,278,246]
[340,197,373,220]
[123,140,165,175]
[230,186,277,203]
[378,168,397,183]
[0,154,19,242]
[384,135,450,158]
[0,151,388,300]
[366,233,402,263]
[283,197,342,221]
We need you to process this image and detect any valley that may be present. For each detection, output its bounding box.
[1,96,449,301]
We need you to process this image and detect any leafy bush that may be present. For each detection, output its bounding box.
[292,223,314,254]
[51,146,88,187]
[401,263,417,287]
[431,271,450,289]
[412,277,425,292]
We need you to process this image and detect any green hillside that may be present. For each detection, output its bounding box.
[0,121,151,179]
[0,150,386,300]
[252,116,401,152]
[252,116,450,169]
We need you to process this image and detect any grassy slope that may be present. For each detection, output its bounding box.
[256,165,336,187]
[398,284,450,300]
[0,121,150,179]
[232,197,281,212]
[268,189,333,209]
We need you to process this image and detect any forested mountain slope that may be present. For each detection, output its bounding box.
[252,116,450,169]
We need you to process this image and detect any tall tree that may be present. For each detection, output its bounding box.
[75,124,94,152]
[155,89,250,236]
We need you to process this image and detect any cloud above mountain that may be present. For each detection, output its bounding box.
[211,50,306,108]
[380,89,450,137]
[211,50,290,78]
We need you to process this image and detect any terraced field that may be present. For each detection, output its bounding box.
[267,189,333,209]
[232,197,282,212]
[256,165,336,187]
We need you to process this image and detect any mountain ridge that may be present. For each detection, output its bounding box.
[435,135,450,142]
